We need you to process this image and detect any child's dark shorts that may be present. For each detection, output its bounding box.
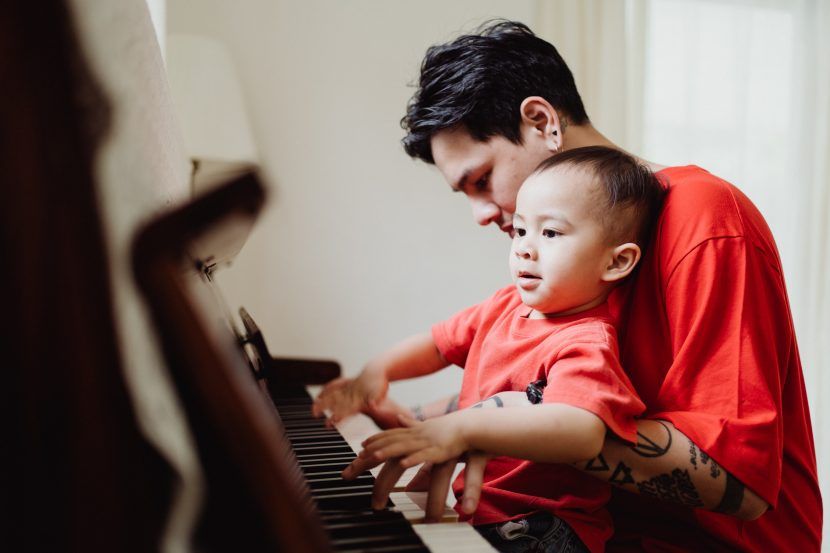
[474,511,590,553]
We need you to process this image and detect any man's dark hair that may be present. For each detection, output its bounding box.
[402,20,588,164]
[534,146,665,247]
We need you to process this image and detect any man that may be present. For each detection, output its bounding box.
[351,20,821,551]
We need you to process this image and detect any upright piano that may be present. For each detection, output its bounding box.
[132,172,494,552]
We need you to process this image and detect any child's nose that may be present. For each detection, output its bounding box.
[515,241,537,260]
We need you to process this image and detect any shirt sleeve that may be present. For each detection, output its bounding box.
[654,236,790,507]
[431,285,516,368]
[543,332,645,444]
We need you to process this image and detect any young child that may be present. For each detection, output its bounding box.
[313,146,664,553]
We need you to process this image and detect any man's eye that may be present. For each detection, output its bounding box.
[474,173,489,191]
[542,229,560,238]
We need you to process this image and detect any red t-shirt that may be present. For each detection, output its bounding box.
[432,286,645,553]
[606,165,822,551]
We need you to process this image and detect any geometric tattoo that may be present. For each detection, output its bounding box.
[637,468,704,508]
[585,454,610,472]
[610,461,635,485]
[631,420,672,458]
[713,472,745,515]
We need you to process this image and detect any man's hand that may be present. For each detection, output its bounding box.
[311,367,388,425]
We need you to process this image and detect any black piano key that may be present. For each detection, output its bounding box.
[269,392,429,551]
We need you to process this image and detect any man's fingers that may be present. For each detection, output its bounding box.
[460,452,486,514]
[425,460,456,522]
[404,462,433,492]
[372,458,406,510]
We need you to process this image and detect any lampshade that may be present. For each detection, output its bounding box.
[166,33,258,193]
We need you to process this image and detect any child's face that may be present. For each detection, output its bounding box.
[509,167,616,316]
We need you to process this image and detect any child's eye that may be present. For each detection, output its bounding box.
[542,229,560,238]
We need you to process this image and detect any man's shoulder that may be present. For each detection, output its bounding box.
[658,165,744,229]
[655,165,775,251]
[647,165,781,279]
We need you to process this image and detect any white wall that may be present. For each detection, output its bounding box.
[166,0,536,406]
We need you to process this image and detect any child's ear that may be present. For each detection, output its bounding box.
[601,243,641,283]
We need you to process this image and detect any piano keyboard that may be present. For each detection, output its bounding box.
[273,392,495,552]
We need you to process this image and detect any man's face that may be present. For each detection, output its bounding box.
[430,126,554,237]
[509,168,613,316]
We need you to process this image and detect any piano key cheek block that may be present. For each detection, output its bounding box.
[132,172,493,552]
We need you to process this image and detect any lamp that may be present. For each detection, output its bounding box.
[166,33,258,194]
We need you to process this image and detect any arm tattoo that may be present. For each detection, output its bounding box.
[470,396,504,409]
[411,404,425,422]
[713,472,745,514]
[632,420,672,457]
[445,394,459,414]
[609,461,635,485]
[700,450,722,478]
[584,454,610,471]
[637,469,704,508]
[688,438,698,470]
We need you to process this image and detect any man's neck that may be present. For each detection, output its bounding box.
[563,123,667,173]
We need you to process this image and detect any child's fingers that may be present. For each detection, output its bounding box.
[342,451,384,480]
[400,450,432,469]
[367,436,429,462]
[361,427,410,448]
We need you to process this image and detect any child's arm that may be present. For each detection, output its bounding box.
[311,333,448,424]
[344,403,606,477]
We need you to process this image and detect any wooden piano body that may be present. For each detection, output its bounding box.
[132,172,494,551]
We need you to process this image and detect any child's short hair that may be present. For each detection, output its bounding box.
[533,146,665,247]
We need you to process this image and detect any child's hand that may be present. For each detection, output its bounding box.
[311,367,389,424]
[346,411,470,474]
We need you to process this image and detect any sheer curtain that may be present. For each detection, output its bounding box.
[536,0,829,542]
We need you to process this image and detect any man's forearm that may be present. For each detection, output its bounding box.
[577,419,768,520]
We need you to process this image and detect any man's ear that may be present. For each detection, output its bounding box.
[601,243,641,283]
[519,96,562,153]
